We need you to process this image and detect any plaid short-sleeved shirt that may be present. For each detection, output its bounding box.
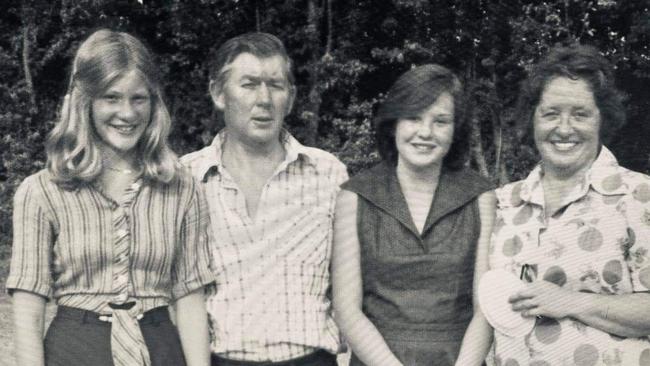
[182,130,348,362]
[7,169,214,313]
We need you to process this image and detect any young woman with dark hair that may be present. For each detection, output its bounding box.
[332,64,495,366]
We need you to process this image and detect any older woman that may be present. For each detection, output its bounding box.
[331,64,495,365]
[484,45,650,365]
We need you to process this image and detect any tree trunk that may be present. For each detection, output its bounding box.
[21,3,37,114]
[470,110,489,177]
[304,0,322,146]
[491,106,510,184]
[465,61,489,177]
[325,0,333,54]
[255,1,261,32]
[489,73,509,184]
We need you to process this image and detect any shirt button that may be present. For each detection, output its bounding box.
[117,229,128,237]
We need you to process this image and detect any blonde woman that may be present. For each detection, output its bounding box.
[7,29,213,366]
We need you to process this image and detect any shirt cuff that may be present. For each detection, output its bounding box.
[5,275,52,299]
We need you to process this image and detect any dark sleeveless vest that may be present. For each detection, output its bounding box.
[341,162,493,366]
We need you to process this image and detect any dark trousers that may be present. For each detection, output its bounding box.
[211,350,337,366]
[44,305,186,366]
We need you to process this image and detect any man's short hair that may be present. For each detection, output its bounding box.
[208,32,294,91]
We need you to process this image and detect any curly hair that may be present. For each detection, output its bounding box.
[47,29,178,188]
[516,44,626,145]
[374,64,467,170]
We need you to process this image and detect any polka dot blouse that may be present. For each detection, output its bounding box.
[488,147,650,366]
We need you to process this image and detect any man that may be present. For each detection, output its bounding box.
[182,32,347,366]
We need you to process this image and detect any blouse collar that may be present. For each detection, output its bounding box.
[343,161,493,237]
[512,146,627,210]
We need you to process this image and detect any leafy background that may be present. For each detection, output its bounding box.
[1,0,649,261]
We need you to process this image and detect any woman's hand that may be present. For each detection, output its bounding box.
[509,280,580,319]
[510,281,650,338]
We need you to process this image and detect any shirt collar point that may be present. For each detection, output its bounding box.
[197,130,315,183]
[516,167,544,207]
[199,163,220,182]
[586,146,628,196]
[590,175,630,196]
[195,139,224,182]
[279,132,317,167]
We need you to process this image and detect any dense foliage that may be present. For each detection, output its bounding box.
[1,0,649,249]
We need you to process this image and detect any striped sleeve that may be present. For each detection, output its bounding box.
[171,177,214,299]
[6,175,54,298]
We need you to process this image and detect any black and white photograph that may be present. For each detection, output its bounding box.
[1,1,650,365]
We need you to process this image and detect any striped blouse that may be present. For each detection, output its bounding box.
[6,169,214,313]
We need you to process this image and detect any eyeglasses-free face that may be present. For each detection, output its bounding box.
[91,69,152,158]
[213,52,294,148]
[394,92,455,172]
[534,76,601,178]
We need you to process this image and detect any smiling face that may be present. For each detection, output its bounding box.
[534,76,601,178]
[91,69,151,158]
[395,92,455,172]
[211,52,294,147]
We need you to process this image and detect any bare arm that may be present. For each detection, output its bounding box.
[511,283,650,338]
[570,292,650,338]
[455,191,496,366]
[9,178,53,366]
[331,190,403,366]
[174,289,210,366]
[13,290,46,366]
[172,177,214,366]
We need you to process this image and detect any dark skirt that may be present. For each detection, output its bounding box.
[44,305,186,366]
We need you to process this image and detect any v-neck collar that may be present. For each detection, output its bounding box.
[343,162,493,238]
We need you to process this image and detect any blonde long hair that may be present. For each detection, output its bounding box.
[47,29,178,187]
